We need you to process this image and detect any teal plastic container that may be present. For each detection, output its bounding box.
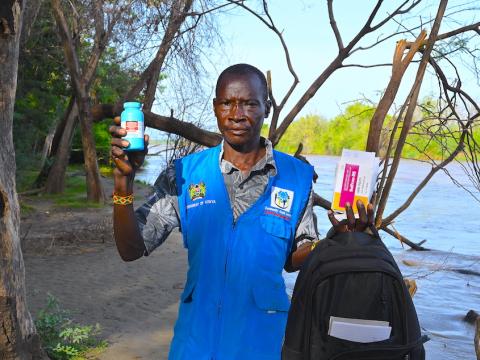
[120,102,144,152]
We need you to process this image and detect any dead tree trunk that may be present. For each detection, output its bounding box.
[44,101,79,193]
[374,0,448,228]
[0,1,47,358]
[34,96,76,189]
[365,31,427,155]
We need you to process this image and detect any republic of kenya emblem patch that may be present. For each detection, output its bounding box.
[188,182,206,201]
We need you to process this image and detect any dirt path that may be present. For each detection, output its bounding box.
[22,177,187,359]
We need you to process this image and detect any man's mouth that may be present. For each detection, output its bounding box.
[228,128,249,135]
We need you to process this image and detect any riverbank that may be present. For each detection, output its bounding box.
[21,169,479,359]
[21,175,186,359]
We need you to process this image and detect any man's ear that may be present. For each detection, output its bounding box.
[265,99,272,118]
[213,98,217,112]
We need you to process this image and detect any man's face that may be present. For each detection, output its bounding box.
[213,73,270,151]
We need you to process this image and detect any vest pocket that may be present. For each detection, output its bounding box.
[242,274,290,356]
[259,214,293,272]
[252,282,291,312]
[173,281,196,343]
[260,214,292,239]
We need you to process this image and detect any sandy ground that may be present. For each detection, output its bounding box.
[21,177,186,359]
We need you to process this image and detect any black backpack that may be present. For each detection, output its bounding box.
[282,231,428,360]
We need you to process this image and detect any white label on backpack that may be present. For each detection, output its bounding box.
[328,316,392,343]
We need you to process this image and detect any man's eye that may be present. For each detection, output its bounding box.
[221,101,231,107]
[246,102,258,107]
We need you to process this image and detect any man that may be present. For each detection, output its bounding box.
[110,64,371,359]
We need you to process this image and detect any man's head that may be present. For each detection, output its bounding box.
[213,64,271,152]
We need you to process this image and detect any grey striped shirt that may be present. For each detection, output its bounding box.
[135,138,317,255]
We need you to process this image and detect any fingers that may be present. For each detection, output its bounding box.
[329,201,376,235]
[357,200,367,225]
[110,137,130,164]
[109,124,126,138]
[112,154,134,176]
[328,210,348,233]
[327,210,340,227]
[345,202,355,231]
[110,116,132,175]
[111,137,130,149]
[367,203,374,225]
[109,117,126,141]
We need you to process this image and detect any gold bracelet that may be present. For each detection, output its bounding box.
[112,193,134,205]
[310,240,319,251]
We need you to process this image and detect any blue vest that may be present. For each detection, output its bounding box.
[171,145,313,360]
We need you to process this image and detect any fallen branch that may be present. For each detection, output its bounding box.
[19,187,45,196]
[381,226,429,251]
[144,111,222,148]
[312,192,331,211]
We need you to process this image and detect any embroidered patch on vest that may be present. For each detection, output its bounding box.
[188,182,206,201]
[271,186,294,212]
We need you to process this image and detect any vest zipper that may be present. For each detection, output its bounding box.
[212,220,236,359]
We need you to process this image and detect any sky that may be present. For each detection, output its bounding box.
[200,0,479,121]
[148,0,479,140]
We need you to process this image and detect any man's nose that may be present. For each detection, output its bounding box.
[230,102,246,120]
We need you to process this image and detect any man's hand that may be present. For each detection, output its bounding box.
[327,200,374,233]
[110,115,149,174]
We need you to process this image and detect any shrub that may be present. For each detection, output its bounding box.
[35,294,107,359]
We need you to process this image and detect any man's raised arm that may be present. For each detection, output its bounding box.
[110,115,148,261]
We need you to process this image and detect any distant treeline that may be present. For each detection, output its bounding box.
[266,102,480,160]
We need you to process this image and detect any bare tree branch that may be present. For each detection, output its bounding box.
[271,0,424,146]
[327,0,344,50]
[437,21,480,40]
[341,63,393,68]
[375,0,448,226]
[382,137,465,226]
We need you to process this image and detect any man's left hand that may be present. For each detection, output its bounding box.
[327,200,374,233]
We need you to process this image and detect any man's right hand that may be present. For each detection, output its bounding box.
[109,116,149,188]
[110,116,148,261]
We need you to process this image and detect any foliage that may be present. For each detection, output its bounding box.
[35,294,107,359]
[14,1,140,172]
[14,2,70,170]
[273,103,374,155]
[270,101,467,161]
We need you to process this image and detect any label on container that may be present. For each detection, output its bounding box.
[122,120,144,138]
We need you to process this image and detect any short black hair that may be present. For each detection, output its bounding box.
[215,63,268,100]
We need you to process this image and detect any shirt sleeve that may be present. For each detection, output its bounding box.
[135,164,180,254]
[293,190,318,251]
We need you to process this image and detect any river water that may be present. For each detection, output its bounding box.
[138,154,480,360]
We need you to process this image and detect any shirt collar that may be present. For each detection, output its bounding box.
[219,137,277,175]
